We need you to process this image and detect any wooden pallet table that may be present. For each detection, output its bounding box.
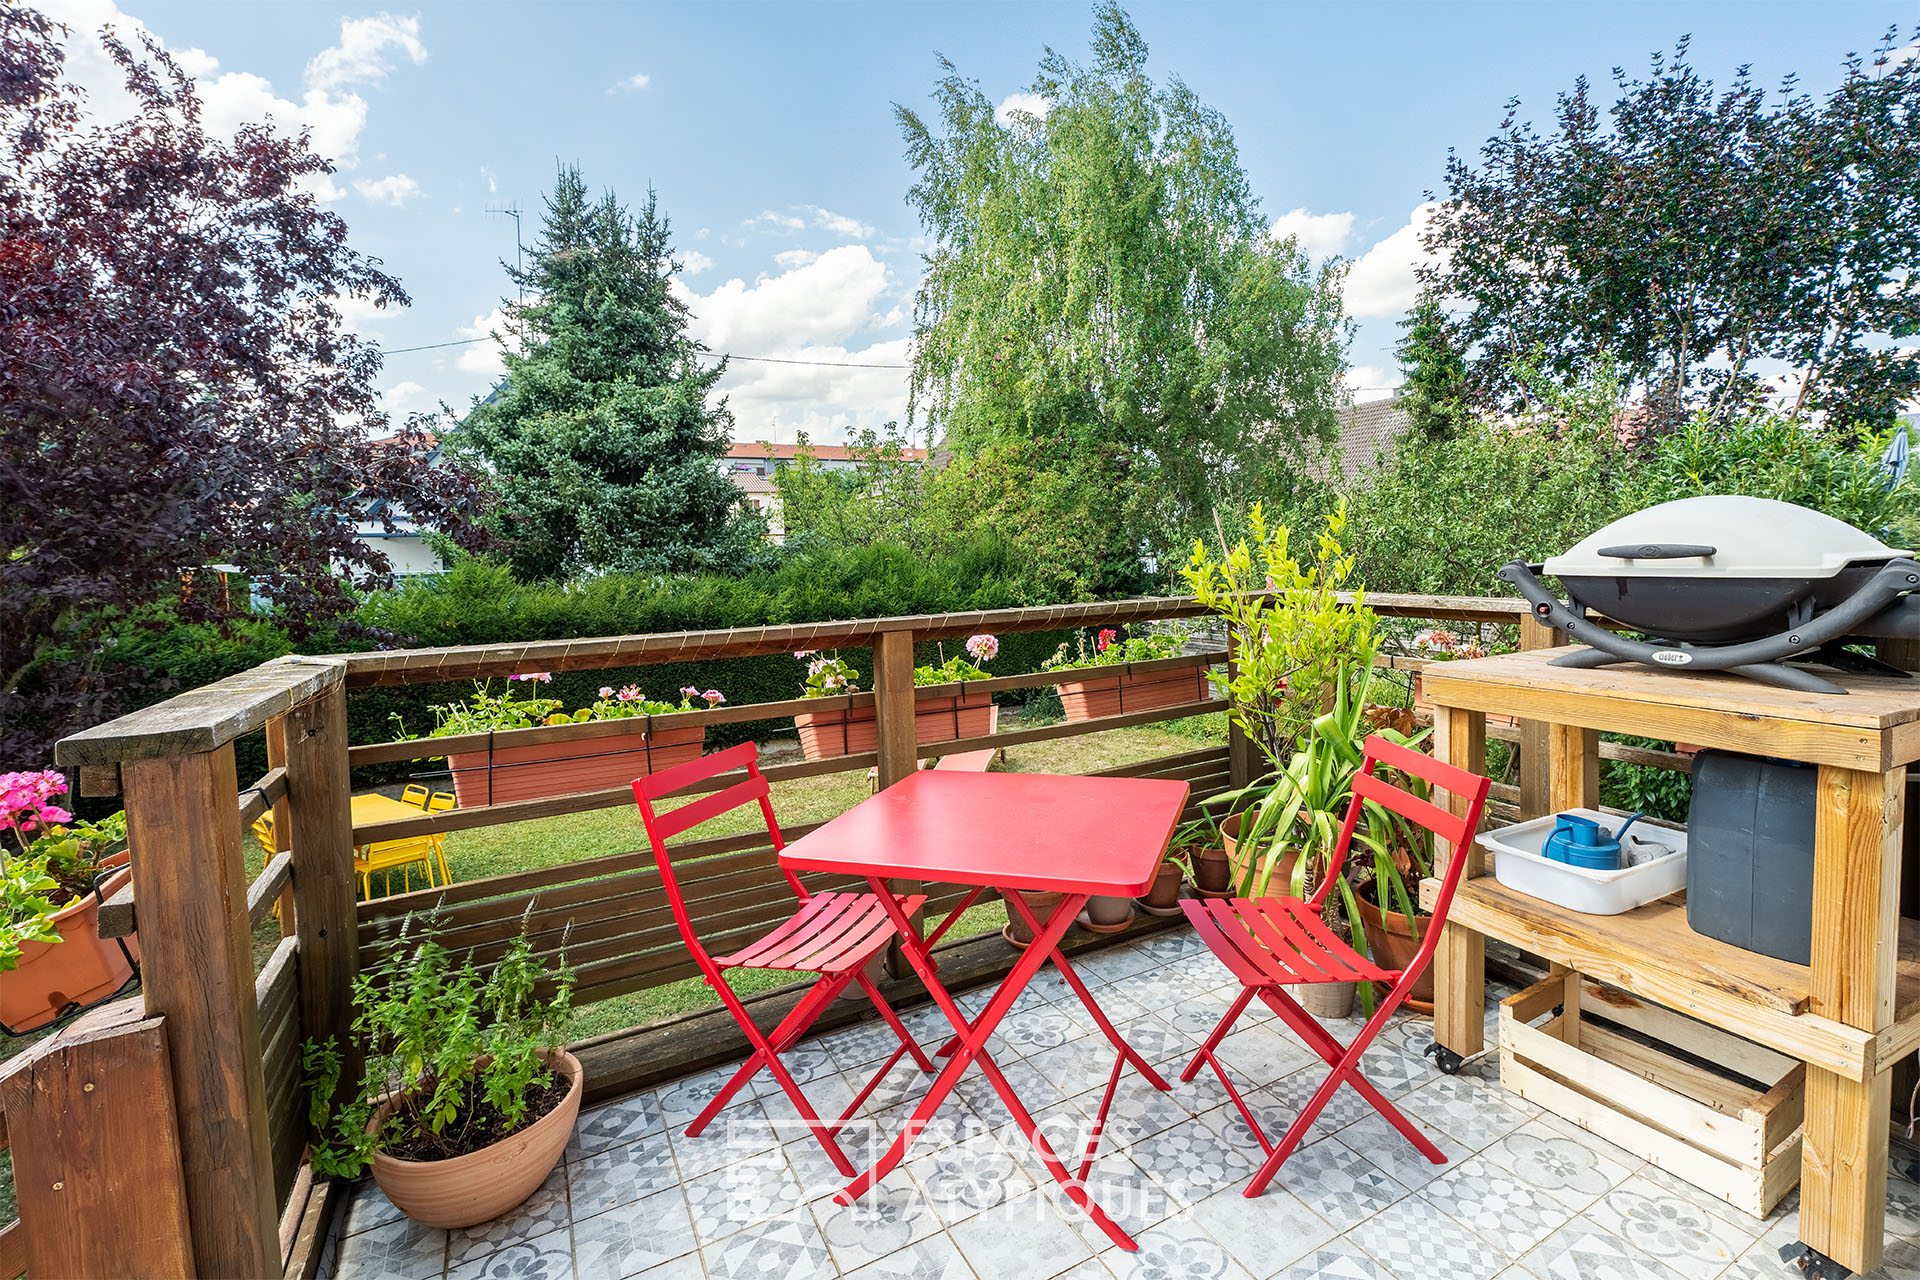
[1422,646,1920,1278]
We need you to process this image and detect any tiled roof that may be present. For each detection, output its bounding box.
[1329,396,1412,476]
[726,442,929,462]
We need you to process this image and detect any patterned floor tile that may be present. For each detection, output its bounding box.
[706,1209,836,1280]
[810,1179,941,1272]
[337,1181,408,1238]
[446,1225,572,1280]
[1357,1190,1510,1279]
[758,1067,860,1131]
[683,1151,808,1244]
[1515,1215,1687,1280]
[1273,1236,1396,1280]
[1185,1182,1336,1279]
[842,1231,980,1280]
[569,1129,680,1217]
[1419,1155,1574,1257]
[449,1163,570,1267]
[1129,1111,1259,1204]
[1593,1174,1759,1279]
[748,1046,840,1098]
[1212,1024,1316,1090]
[1031,1037,1130,1100]
[667,1098,777,1180]
[949,1187,1094,1278]
[1396,1074,1535,1150]
[1330,1110,1471,1191]
[1105,1212,1255,1280]
[656,1067,742,1129]
[1260,1136,1408,1232]
[907,1133,1037,1225]
[624,1255,704,1280]
[1476,1122,1637,1212]
[1114,1014,1199,1066]
[569,1091,664,1159]
[1000,1004,1094,1056]
[826,1017,913,1072]
[1218,1066,1381,1149]
[332,1210,449,1280]
[572,1187,698,1280]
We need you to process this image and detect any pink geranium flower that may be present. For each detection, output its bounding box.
[703,690,725,704]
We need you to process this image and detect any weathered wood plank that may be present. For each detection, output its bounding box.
[909,699,1229,762]
[56,656,345,766]
[1434,705,1488,1061]
[238,766,289,827]
[248,850,294,929]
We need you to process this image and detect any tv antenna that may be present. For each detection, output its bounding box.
[487,201,525,300]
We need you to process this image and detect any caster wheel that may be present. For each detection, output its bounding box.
[1423,1042,1465,1075]
[1780,1242,1852,1279]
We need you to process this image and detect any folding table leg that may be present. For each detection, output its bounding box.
[847,881,1144,1251]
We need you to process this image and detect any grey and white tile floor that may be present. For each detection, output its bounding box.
[321,928,1920,1280]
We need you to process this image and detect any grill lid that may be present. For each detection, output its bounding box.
[1543,496,1908,581]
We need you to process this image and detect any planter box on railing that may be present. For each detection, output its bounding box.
[1,853,138,1034]
[795,687,994,761]
[1057,658,1211,723]
[447,724,706,807]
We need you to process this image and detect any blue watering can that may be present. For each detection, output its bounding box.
[1542,812,1645,871]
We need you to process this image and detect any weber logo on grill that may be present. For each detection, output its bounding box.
[1651,650,1693,666]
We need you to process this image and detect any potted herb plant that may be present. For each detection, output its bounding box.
[431,674,717,807]
[306,921,581,1229]
[792,635,999,760]
[1,770,137,1034]
[1041,627,1210,723]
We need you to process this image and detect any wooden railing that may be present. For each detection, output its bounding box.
[35,588,1668,1276]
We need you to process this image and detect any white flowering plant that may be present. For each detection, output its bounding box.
[796,650,861,697]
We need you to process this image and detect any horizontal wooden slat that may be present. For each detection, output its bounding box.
[249,852,294,929]
[1087,745,1230,779]
[351,753,873,843]
[239,767,289,826]
[1,1221,23,1280]
[56,656,345,765]
[1485,722,1693,773]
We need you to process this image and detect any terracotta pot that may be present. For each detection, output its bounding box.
[1289,980,1356,1019]
[1355,896,1435,1012]
[1219,815,1304,897]
[1001,889,1065,947]
[1,854,138,1034]
[370,1049,583,1229]
[795,688,994,761]
[447,725,705,807]
[1194,846,1233,895]
[1139,861,1184,911]
[1057,662,1210,723]
[1412,671,1519,729]
[1081,895,1136,933]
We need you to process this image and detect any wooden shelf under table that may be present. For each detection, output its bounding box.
[1422,874,1920,1083]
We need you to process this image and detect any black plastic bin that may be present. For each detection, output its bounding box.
[1685,749,1817,965]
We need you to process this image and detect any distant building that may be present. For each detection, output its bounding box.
[353,433,448,576]
[1328,396,1413,477]
[720,441,932,544]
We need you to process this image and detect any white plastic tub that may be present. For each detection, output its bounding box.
[1476,808,1688,916]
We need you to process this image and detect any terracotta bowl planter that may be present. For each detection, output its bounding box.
[0,854,137,1034]
[447,726,705,807]
[1001,889,1065,948]
[795,688,994,761]
[369,1049,583,1229]
[1217,815,1306,898]
[1137,861,1184,915]
[1057,662,1209,723]
[1356,897,1434,1012]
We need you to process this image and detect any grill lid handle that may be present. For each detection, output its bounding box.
[1594,543,1717,560]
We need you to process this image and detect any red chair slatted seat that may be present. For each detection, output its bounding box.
[1179,733,1491,1197]
[632,742,935,1176]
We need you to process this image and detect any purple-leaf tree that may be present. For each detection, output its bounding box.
[0,8,493,762]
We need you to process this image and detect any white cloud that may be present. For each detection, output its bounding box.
[747,210,807,232]
[1270,208,1354,260]
[480,166,498,194]
[1343,365,1399,403]
[675,248,909,441]
[805,205,876,240]
[996,92,1050,125]
[1344,202,1444,320]
[38,2,428,202]
[608,70,651,94]
[380,380,433,416]
[679,250,715,276]
[774,249,819,270]
[455,306,517,377]
[353,173,422,206]
[304,14,425,92]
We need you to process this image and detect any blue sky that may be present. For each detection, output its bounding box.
[43,0,1917,442]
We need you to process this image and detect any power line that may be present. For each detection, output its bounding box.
[379,335,909,369]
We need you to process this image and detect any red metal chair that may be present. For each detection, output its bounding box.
[632,742,936,1177]
[1179,733,1491,1197]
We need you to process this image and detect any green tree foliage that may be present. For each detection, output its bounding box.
[1424,28,1920,429]
[449,166,758,580]
[896,3,1349,535]
[1395,288,1471,439]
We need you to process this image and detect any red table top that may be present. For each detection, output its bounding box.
[779,770,1191,896]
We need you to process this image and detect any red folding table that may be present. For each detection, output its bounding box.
[777,769,1191,1250]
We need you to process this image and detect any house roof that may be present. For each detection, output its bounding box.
[729,471,778,495]
[1329,396,1412,476]
[726,442,929,462]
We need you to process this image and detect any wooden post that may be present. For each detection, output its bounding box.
[280,674,361,1103]
[1515,616,1564,819]
[1433,704,1488,1059]
[1226,627,1256,790]
[873,629,921,977]
[1800,763,1904,1276]
[1547,722,1600,813]
[0,1002,195,1279]
[264,715,297,933]
[121,746,280,1280]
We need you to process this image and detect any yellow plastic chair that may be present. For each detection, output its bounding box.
[400,784,430,809]
[251,813,277,858]
[355,835,440,899]
[425,792,457,886]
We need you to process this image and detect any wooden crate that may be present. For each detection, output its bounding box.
[1499,974,1805,1218]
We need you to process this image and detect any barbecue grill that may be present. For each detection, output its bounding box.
[1500,496,1920,694]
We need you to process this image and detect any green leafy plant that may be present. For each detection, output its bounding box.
[1041,626,1187,671]
[306,915,576,1176]
[1,770,126,973]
